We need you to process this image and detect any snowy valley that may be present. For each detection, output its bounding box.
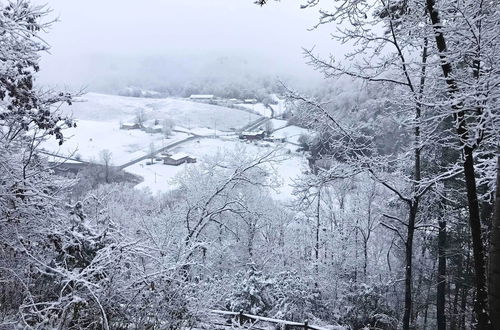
[41,93,309,199]
[1,1,499,330]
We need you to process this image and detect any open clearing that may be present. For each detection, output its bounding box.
[43,93,307,200]
[129,137,307,199]
[63,93,260,131]
[43,119,190,165]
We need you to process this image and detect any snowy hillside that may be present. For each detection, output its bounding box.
[41,93,308,201]
[63,93,260,130]
[130,137,307,198]
[42,93,259,164]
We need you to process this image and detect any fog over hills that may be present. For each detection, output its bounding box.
[39,52,325,96]
[35,0,337,95]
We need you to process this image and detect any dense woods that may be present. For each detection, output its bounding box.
[1,0,499,329]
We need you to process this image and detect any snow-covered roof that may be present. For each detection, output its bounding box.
[241,130,264,136]
[244,98,258,103]
[189,94,214,99]
[169,152,194,161]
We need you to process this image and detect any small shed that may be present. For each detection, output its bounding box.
[239,130,265,141]
[145,124,163,133]
[120,122,141,130]
[163,153,197,166]
[189,94,214,100]
[264,136,286,143]
[243,99,258,104]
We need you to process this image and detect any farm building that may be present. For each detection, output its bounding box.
[163,153,197,166]
[243,99,258,104]
[120,122,141,130]
[145,124,163,134]
[239,130,265,141]
[264,136,286,143]
[189,94,214,100]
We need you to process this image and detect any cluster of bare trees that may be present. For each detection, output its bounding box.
[0,2,192,328]
[259,0,499,328]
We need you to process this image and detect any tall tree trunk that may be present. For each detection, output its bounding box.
[403,202,417,330]
[437,219,447,330]
[461,247,472,330]
[488,156,500,328]
[450,282,460,330]
[462,147,490,328]
[315,188,321,287]
[402,35,427,330]
[425,1,491,328]
[413,237,429,323]
[451,249,464,330]
[423,261,436,330]
[363,239,368,279]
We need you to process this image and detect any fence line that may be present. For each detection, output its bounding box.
[210,310,330,330]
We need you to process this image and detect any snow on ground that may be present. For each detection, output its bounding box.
[176,126,235,137]
[128,161,186,194]
[63,93,260,131]
[42,120,190,165]
[126,137,308,200]
[269,119,288,130]
[42,92,309,200]
[235,103,272,117]
[42,93,261,165]
[272,125,312,145]
[269,95,287,117]
[272,153,306,201]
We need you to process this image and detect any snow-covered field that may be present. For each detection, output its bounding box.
[269,118,288,130]
[42,120,190,165]
[272,125,312,145]
[130,137,307,199]
[234,96,287,119]
[235,103,272,117]
[42,93,259,165]
[42,93,308,200]
[63,93,260,131]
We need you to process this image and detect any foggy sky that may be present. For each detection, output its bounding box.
[36,0,346,91]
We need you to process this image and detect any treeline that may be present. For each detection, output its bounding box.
[116,78,283,103]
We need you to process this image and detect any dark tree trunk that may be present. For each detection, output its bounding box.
[425,1,491,328]
[423,263,435,330]
[451,250,463,330]
[461,248,472,330]
[402,36,427,330]
[463,147,490,329]
[437,219,447,330]
[315,188,321,286]
[460,286,468,330]
[363,239,368,279]
[488,156,500,329]
[450,282,460,330]
[403,203,417,330]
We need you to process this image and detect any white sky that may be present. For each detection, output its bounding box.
[35,0,346,89]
